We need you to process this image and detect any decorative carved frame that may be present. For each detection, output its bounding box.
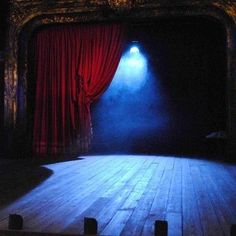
[4,0,236,157]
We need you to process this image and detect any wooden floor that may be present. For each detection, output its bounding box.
[0,155,236,236]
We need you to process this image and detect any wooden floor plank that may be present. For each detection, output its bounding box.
[165,158,182,236]
[182,158,203,236]
[0,157,105,220]
[141,157,175,236]
[31,157,137,232]
[190,161,224,236]
[200,164,235,236]
[95,157,153,234]
[166,212,182,236]
[121,157,169,236]
[62,156,149,234]
[0,155,235,236]
[209,162,236,209]
[102,209,133,236]
[166,158,182,214]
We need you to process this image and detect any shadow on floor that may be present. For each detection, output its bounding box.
[0,160,53,207]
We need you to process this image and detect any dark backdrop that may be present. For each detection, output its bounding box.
[91,17,227,156]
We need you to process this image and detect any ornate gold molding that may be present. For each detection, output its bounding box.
[215,2,236,22]
[108,0,135,11]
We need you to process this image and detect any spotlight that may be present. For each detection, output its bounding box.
[130,46,139,54]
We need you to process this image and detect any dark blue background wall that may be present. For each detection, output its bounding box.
[91,17,226,156]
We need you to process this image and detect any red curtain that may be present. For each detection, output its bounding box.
[33,23,125,156]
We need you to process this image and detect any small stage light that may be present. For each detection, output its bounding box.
[130,46,139,54]
[155,220,168,236]
[231,224,236,236]
[84,217,98,235]
[8,214,23,230]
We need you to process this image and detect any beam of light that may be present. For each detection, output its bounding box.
[109,45,148,93]
[130,46,139,54]
[91,43,170,154]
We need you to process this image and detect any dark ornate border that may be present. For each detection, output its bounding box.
[4,0,236,157]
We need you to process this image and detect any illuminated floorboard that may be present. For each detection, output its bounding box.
[0,155,236,235]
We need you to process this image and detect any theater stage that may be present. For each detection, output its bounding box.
[0,155,235,235]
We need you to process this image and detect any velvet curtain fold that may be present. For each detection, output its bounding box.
[32,23,125,156]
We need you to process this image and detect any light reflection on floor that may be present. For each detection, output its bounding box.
[0,155,235,235]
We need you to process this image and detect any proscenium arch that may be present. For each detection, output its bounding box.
[11,5,236,158]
